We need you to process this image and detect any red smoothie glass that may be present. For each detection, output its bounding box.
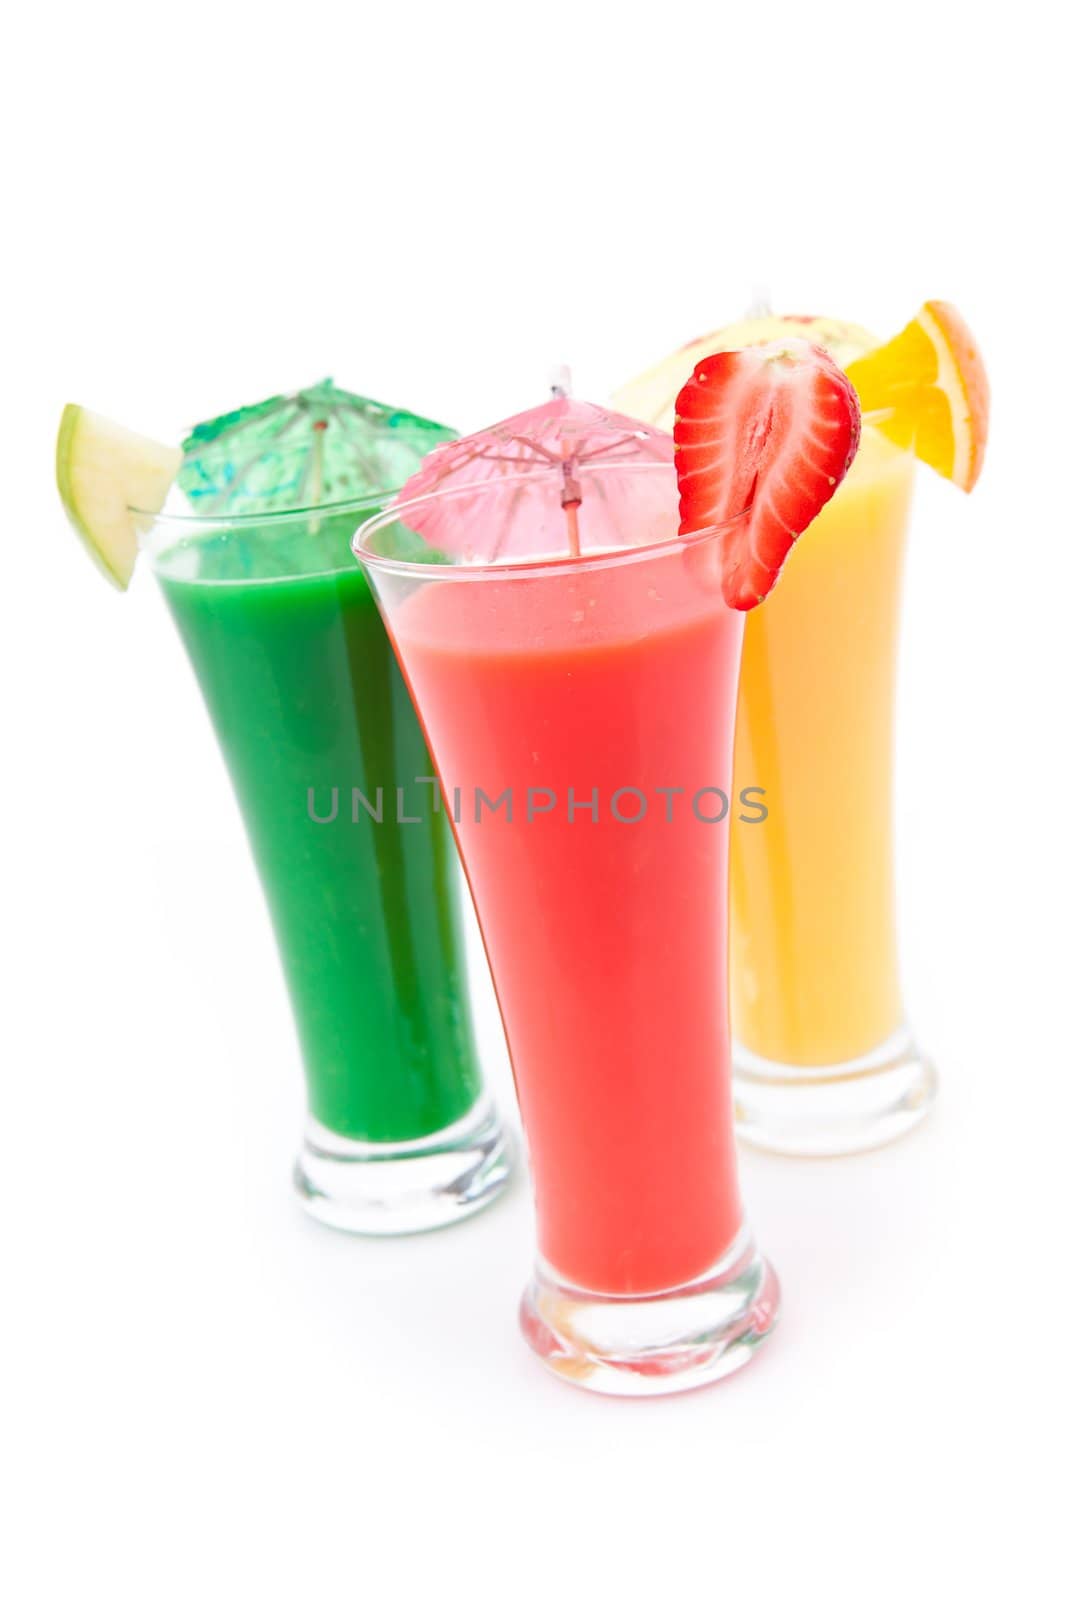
[355,461,779,1395]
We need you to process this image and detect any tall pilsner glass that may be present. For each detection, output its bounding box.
[730,419,937,1153]
[357,464,779,1396]
[141,499,511,1232]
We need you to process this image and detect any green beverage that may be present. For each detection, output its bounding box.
[148,504,510,1232]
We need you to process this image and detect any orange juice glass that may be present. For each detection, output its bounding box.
[730,419,937,1153]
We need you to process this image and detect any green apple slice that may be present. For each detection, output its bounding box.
[56,404,182,590]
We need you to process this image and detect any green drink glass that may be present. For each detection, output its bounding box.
[142,497,512,1233]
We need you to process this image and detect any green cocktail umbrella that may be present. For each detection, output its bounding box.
[178,378,457,515]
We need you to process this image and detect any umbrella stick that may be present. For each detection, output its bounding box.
[564,501,582,558]
[561,440,581,557]
[309,419,327,534]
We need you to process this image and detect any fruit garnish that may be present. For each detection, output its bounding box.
[615,315,876,431]
[674,340,861,610]
[843,301,989,491]
[56,405,181,589]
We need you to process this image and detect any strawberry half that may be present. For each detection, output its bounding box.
[674,340,861,610]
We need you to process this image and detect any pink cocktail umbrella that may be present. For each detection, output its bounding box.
[395,374,675,564]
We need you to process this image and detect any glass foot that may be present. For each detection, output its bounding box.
[734,1023,938,1157]
[293,1094,513,1236]
[519,1228,779,1397]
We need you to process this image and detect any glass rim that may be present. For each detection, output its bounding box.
[137,487,394,583]
[131,484,392,531]
[352,460,752,583]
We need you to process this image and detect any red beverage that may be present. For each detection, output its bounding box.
[390,550,744,1293]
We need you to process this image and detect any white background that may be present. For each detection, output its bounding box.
[3,3,1065,1596]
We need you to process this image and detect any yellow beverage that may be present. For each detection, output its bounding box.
[730,423,915,1066]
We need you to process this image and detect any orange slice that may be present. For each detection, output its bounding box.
[844,301,989,492]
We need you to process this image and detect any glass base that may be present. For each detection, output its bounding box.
[519,1228,779,1397]
[734,1023,938,1157]
[293,1094,513,1236]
